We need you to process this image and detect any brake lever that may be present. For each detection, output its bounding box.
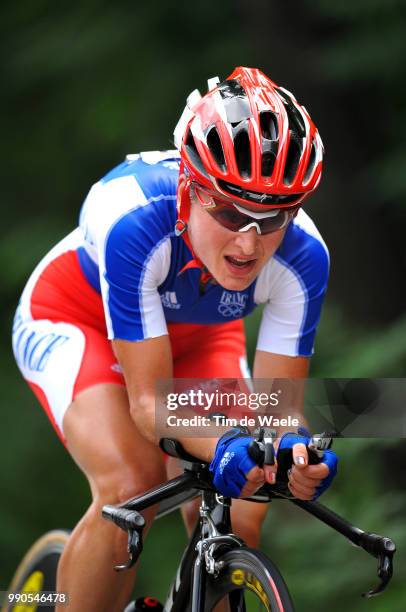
[363,554,392,598]
[102,505,145,571]
[248,427,275,467]
[114,529,144,571]
[360,535,396,598]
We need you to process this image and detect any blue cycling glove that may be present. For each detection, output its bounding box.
[277,429,338,499]
[210,427,339,500]
[209,429,257,498]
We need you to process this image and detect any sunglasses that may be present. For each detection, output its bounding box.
[192,184,299,235]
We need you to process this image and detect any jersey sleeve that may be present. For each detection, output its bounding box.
[254,211,329,357]
[79,174,173,341]
[102,213,172,341]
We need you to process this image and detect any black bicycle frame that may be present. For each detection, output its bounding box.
[105,466,232,611]
[103,455,396,607]
[165,489,230,612]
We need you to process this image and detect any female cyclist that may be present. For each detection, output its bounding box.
[12,66,337,611]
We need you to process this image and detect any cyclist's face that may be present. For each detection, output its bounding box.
[188,195,287,291]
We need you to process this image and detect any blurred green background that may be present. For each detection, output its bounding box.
[1,1,405,610]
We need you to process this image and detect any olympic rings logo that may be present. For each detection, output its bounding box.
[218,303,246,317]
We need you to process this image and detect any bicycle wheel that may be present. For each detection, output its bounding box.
[2,530,70,612]
[204,547,294,611]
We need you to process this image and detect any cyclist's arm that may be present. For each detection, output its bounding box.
[113,336,218,463]
[253,349,309,439]
[253,350,309,377]
[253,349,333,498]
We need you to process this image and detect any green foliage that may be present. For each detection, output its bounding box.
[313,303,406,376]
[305,0,406,208]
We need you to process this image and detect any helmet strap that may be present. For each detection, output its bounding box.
[175,168,213,284]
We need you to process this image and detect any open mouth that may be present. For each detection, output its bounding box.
[225,255,257,273]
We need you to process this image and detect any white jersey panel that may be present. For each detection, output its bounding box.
[78,174,173,338]
[255,258,307,356]
[79,175,148,263]
[254,208,330,357]
[136,236,172,340]
[12,316,86,432]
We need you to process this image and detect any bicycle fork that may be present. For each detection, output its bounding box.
[190,492,244,612]
[162,491,243,612]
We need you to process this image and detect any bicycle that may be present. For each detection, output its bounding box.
[2,432,396,611]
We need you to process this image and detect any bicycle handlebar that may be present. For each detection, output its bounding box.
[290,498,396,598]
[246,430,396,597]
[103,436,396,597]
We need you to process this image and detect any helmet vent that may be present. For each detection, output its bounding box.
[185,128,209,178]
[218,79,251,124]
[260,111,278,141]
[304,140,316,183]
[275,88,306,138]
[218,79,246,99]
[260,111,279,178]
[283,133,302,185]
[234,129,251,178]
[261,151,276,178]
[206,127,226,172]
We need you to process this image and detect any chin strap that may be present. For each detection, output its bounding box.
[175,168,214,285]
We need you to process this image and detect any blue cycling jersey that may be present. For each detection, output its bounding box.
[75,150,329,356]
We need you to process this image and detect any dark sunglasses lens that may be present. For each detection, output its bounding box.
[209,207,291,234]
[259,211,290,234]
[198,183,298,234]
[208,206,246,231]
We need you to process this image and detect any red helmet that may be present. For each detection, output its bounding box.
[174,66,324,212]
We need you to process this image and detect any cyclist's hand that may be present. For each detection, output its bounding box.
[277,431,338,500]
[209,429,277,498]
[240,462,277,498]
